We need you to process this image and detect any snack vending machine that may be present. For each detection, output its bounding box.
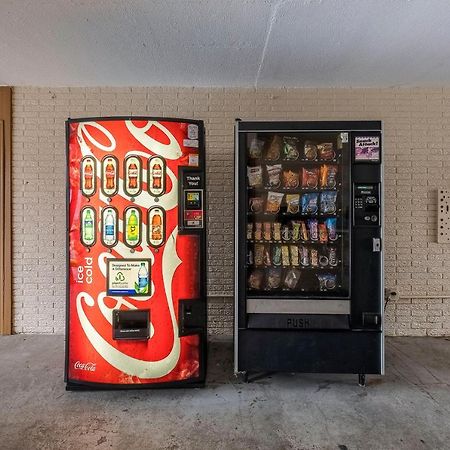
[65,117,206,389]
[235,121,383,385]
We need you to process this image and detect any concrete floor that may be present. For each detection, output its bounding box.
[0,337,449,450]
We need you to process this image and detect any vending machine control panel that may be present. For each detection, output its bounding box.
[353,184,380,226]
[179,170,204,231]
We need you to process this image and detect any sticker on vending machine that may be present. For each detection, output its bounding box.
[106,259,151,296]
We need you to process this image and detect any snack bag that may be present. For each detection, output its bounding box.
[266,191,284,214]
[265,268,282,290]
[263,246,272,266]
[273,222,282,241]
[304,141,318,160]
[301,193,319,214]
[281,224,291,241]
[265,135,282,161]
[283,137,300,160]
[248,270,264,289]
[248,138,264,159]
[291,221,301,241]
[283,269,301,289]
[308,219,319,241]
[302,167,319,188]
[249,196,264,213]
[317,273,336,290]
[247,223,253,240]
[328,247,338,267]
[254,222,262,240]
[266,164,282,187]
[318,143,335,160]
[290,245,299,266]
[300,245,310,266]
[282,245,290,266]
[283,169,299,189]
[254,244,264,266]
[247,165,263,187]
[320,165,338,188]
[320,191,337,214]
[310,249,319,267]
[263,222,272,241]
[246,249,254,265]
[272,245,282,266]
[319,223,328,243]
[286,194,300,214]
[325,218,337,241]
[300,221,309,241]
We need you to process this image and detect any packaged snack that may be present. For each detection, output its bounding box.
[304,141,318,160]
[265,268,282,290]
[247,165,263,188]
[317,273,337,290]
[326,218,338,241]
[283,170,299,189]
[290,245,299,266]
[248,270,264,289]
[265,135,282,161]
[247,223,253,240]
[301,167,319,189]
[273,222,282,241]
[291,221,301,241]
[283,269,301,289]
[300,220,309,241]
[254,222,262,240]
[248,138,265,159]
[247,249,254,265]
[286,194,300,214]
[310,249,319,267]
[266,164,282,187]
[319,223,328,243]
[254,244,264,266]
[319,254,329,267]
[281,224,291,241]
[318,143,335,160]
[320,165,338,188]
[301,193,319,214]
[266,191,284,214]
[272,245,282,266]
[328,247,338,267]
[249,196,264,213]
[263,246,272,266]
[263,222,272,241]
[283,137,300,160]
[320,191,337,214]
[308,219,319,241]
[300,246,310,266]
[282,245,290,266]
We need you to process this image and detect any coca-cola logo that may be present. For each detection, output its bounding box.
[74,361,97,372]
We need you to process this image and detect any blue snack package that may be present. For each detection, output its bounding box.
[320,191,337,214]
[301,193,319,214]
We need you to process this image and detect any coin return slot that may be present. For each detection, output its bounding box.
[112,309,150,340]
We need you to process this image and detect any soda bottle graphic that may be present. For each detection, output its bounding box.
[127,210,139,242]
[137,263,148,292]
[83,209,94,243]
[128,162,138,189]
[105,159,116,190]
[152,163,162,189]
[151,213,162,242]
[104,210,115,246]
[84,162,93,190]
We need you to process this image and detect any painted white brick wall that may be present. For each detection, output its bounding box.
[11,87,450,336]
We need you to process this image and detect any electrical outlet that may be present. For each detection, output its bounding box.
[438,189,450,243]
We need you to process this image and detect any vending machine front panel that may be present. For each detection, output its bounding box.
[65,117,206,389]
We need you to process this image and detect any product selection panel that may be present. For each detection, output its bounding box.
[353,184,380,226]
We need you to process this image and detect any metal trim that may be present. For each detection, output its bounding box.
[247,299,351,315]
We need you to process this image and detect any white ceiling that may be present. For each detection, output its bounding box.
[2,0,450,87]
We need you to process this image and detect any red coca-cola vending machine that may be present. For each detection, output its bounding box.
[65,117,206,389]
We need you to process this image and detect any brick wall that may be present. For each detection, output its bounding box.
[11,87,450,336]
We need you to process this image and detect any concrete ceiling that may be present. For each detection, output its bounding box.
[1,0,450,87]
